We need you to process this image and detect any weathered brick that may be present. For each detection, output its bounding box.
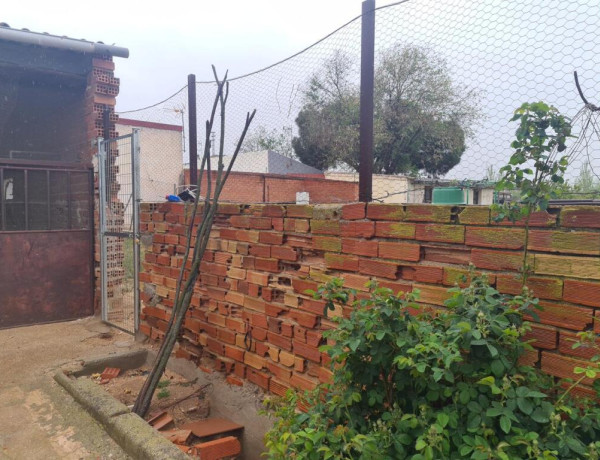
[243,296,266,313]
[312,236,342,252]
[558,331,600,359]
[249,244,271,258]
[286,205,313,218]
[224,345,245,362]
[341,203,366,220]
[342,238,378,257]
[367,204,405,221]
[405,205,453,223]
[471,248,530,271]
[271,246,298,261]
[341,273,371,291]
[293,340,321,363]
[541,353,595,385]
[423,247,471,265]
[534,254,600,280]
[268,332,292,351]
[259,231,284,245]
[523,324,557,350]
[563,280,600,307]
[246,270,270,286]
[247,368,270,389]
[377,279,413,295]
[325,253,360,271]
[244,352,266,370]
[466,227,524,249]
[269,379,291,396]
[292,278,319,295]
[496,275,563,301]
[279,350,295,367]
[458,206,490,225]
[528,230,600,255]
[560,206,600,229]
[254,257,280,273]
[311,219,340,235]
[267,362,292,383]
[375,221,416,239]
[414,284,452,306]
[227,267,246,280]
[340,220,375,238]
[525,300,593,331]
[378,241,420,262]
[492,210,557,227]
[217,203,242,215]
[358,258,399,279]
[288,310,319,328]
[290,373,319,391]
[407,266,444,284]
[416,224,465,244]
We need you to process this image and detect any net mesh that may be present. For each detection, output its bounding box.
[118,0,600,204]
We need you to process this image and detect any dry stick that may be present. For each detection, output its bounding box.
[133,72,240,417]
[133,81,222,415]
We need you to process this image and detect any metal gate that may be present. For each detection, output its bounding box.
[98,130,140,334]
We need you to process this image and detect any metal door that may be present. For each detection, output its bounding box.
[98,130,140,333]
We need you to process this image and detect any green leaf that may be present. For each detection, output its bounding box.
[415,439,427,451]
[499,415,511,434]
[437,413,449,428]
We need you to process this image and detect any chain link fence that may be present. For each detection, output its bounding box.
[118,0,600,205]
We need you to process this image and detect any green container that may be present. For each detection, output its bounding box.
[432,187,465,204]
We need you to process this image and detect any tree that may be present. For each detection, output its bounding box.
[293,45,479,176]
[133,68,255,418]
[241,125,294,158]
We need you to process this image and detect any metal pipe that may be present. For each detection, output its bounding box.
[188,74,198,187]
[0,27,129,58]
[359,0,375,202]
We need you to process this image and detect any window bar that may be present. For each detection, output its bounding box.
[46,170,51,230]
[0,167,4,231]
[67,171,72,230]
[24,169,29,231]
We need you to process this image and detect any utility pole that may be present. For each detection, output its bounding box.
[359,0,375,202]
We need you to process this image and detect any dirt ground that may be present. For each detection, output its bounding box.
[92,367,211,426]
[0,316,142,459]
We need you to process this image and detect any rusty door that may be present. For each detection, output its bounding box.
[0,164,94,329]
[98,131,140,334]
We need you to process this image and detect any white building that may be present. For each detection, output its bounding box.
[116,118,184,202]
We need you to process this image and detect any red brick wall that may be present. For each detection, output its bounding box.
[183,170,358,203]
[139,202,600,397]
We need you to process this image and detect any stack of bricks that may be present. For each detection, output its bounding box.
[139,202,600,397]
[85,54,121,312]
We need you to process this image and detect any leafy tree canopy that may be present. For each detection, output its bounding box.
[293,45,480,176]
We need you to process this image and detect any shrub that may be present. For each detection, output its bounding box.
[264,275,600,459]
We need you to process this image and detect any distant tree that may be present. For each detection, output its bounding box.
[293,45,480,176]
[242,125,294,158]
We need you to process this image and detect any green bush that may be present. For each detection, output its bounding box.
[264,275,600,459]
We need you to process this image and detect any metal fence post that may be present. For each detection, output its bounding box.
[359,0,375,202]
[132,128,141,331]
[188,74,198,187]
[97,138,108,322]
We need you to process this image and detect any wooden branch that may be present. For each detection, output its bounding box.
[574,71,599,112]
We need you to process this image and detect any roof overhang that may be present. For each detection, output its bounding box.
[0,25,129,58]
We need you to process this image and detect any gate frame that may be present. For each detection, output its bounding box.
[98,129,141,333]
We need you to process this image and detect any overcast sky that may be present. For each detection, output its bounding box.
[3,0,399,110]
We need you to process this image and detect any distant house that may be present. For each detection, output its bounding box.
[325,172,496,205]
[183,150,357,203]
[215,150,323,176]
[115,118,183,202]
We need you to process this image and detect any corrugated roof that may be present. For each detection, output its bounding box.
[0,22,128,58]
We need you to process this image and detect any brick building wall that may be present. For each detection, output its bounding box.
[183,170,358,203]
[138,202,600,397]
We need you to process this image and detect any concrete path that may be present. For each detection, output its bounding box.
[0,317,143,459]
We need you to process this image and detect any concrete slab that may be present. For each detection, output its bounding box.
[0,316,140,459]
